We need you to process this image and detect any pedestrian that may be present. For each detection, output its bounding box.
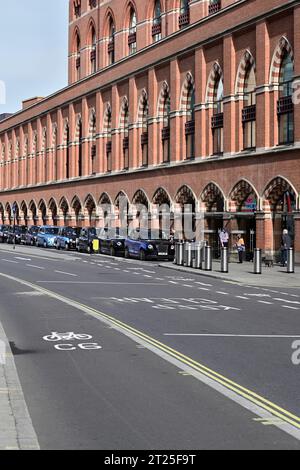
[219,228,229,248]
[236,234,246,264]
[281,229,292,267]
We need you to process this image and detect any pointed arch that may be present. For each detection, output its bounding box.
[229,180,259,212]
[132,189,149,208]
[75,114,82,142]
[63,119,69,145]
[89,108,96,137]
[59,196,69,216]
[72,26,81,54]
[175,185,197,207]
[71,195,83,224]
[270,36,294,85]
[86,17,97,45]
[119,96,129,129]
[137,89,148,123]
[152,187,172,206]
[205,62,223,103]
[263,176,298,211]
[157,81,170,117]
[84,193,97,225]
[20,200,28,223]
[48,198,58,226]
[235,50,256,95]
[103,103,112,131]
[99,192,113,206]
[200,182,226,212]
[102,7,117,37]
[180,72,195,111]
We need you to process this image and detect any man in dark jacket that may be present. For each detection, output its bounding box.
[281,229,292,266]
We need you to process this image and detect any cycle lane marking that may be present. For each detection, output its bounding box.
[1,271,300,442]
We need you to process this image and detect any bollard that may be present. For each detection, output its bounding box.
[287,248,295,274]
[221,247,229,273]
[254,248,262,274]
[204,246,212,271]
[184,242,193,267]
[174,243,178,264]
[195,242,202,269]
[177,242,184,266]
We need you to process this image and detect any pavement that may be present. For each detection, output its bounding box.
[160,260,300,288]
[0,244,299,449]
[0,320,39,450]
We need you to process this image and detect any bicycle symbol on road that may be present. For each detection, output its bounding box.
[43,332,102,351]
[43,332,93,342]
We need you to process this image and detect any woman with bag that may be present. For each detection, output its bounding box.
[236,234,246,264]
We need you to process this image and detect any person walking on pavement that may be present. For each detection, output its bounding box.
[219,228,229,249]
[236,234,246,264]
[281,229,292,267]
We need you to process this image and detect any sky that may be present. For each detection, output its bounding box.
[0,0,69,114]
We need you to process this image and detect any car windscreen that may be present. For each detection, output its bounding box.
[15,227,27,233]
[65,228,80,237]
[44,228,60,235]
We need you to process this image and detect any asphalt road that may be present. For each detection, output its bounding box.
[0,244,299,449]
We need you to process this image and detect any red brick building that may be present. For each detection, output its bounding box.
[0,0,300,260]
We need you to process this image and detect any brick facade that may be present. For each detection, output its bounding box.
[1,0,300,260]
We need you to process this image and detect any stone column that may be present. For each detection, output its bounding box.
[256,21,271,150]
[170,58,181,162]
[223,35,236,155]
[148,68,158,166]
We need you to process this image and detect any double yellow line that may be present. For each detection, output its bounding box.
[1,272,300,433]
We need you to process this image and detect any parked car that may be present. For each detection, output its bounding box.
[98,227,126,257]
[0,225,10,243]
[77,227,101,253]
[24,225,40,246]
[6,225,28,245]
[124,228,175,261]
[55,227,81,251]
[36,226,60,248]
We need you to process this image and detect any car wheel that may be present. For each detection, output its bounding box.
[110,247,115,257]
[65,243,70,251]
[43,241,47,249]
[139,250,146,261]
[124,248,130,259]
[87,245,92,254]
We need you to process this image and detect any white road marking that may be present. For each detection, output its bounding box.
[258,301,274,305]
[164,334,300,338]
[216,291,229,295]
[2,259,18,264]
[236,296,249,300]
[3,272,300,442]
[273,298,300,305]
[169,281,178,284]
[54,271,78,277]
[26,265,45,270]
[282,306,299,310]
[15,257,31,261]
[195,282,212,287]
[198,287,210,291]
[37,281,167,285]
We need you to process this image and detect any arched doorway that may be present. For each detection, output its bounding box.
[200,183,225,257]
[175,185,196,241]
[229,180,258,258]
[264,177,297,256]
